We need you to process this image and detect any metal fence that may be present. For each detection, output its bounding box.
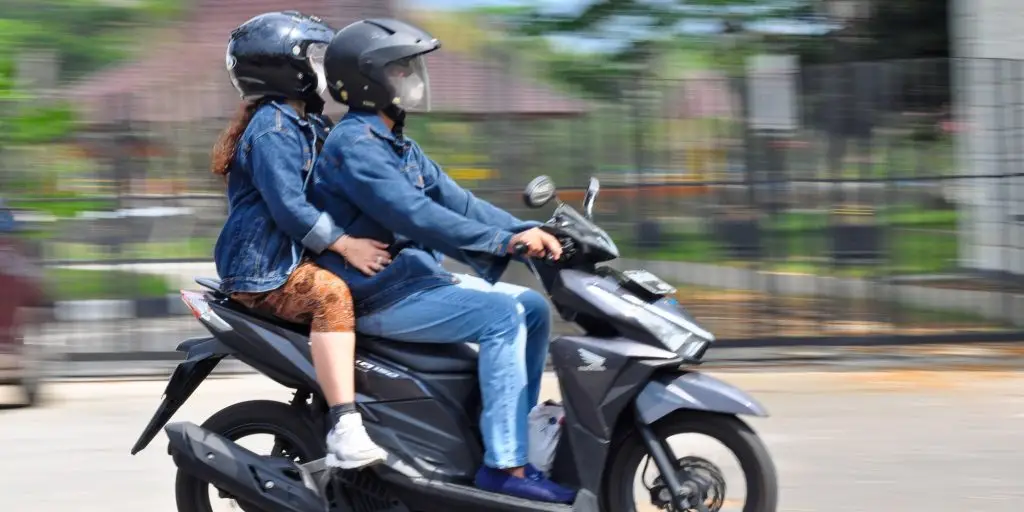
[6,57,1024,370]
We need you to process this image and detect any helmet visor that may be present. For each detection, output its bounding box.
[384,55,431,111]
[307,43,328,95]
[225,47,243,97]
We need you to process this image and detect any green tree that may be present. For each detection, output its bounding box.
[1,0,186,81]
[502,0,811,98]
[0,0,185,146]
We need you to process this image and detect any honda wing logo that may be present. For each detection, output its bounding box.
[577,349,607,372]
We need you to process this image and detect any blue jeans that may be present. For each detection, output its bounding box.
[357,273,551,468]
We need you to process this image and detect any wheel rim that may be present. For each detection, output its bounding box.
[629,432,749,512]
[200,424,314,512]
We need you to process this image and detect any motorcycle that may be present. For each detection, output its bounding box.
[131,176,778,512]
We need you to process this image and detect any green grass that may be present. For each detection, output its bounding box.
[46,268,176,301]
[10,195,116,219]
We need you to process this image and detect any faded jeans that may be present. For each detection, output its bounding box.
[356,273,551,468]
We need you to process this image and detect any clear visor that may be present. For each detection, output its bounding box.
[225,48,243,97]
[306,43,328,95]
[384,55,431,111]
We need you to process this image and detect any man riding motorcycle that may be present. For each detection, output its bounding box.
[307,18,576,504]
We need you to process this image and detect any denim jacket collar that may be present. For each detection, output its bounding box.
[266,101,312,127]
[345,110,399,143]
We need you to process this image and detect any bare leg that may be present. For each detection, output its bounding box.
[309,331,356,405]
[311,329,388,469]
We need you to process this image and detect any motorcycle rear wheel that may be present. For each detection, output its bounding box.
[173,399,323,512]
[603,412,778,512]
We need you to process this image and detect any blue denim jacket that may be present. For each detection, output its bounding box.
[214,101,344,294]
[309,111,535,315]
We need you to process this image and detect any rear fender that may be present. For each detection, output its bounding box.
[130,337,232,455]
[634,371,768,425]
[165,422,324,512]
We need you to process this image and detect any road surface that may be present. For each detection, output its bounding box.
[0,371,1022,511]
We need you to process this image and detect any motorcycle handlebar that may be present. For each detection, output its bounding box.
[512,238,572,263]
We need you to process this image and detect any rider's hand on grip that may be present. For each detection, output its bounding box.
[509,228,562,260]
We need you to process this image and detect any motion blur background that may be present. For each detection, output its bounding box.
[2,0,1024,374]
[2,2,1024,512]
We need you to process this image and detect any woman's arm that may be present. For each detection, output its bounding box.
[247,128,345,255]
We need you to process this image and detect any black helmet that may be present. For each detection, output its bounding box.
[225,11,334,103]
[324,19,440,113]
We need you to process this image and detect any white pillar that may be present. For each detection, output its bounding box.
[953,0,1024,274]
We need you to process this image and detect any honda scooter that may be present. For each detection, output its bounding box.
[131,176,778,512]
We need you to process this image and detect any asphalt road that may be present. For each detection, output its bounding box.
[0,371,1022,512]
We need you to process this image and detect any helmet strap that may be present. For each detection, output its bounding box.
[303,92,326,115]
[383,104,407,136]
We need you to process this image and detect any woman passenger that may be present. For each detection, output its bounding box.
[212,11,388,470]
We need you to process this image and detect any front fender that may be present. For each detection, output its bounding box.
[634,371,768,425]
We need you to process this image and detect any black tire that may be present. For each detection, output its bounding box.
[174,400,324,512]
[604,412,778,512]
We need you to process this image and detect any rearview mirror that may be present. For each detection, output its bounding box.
[583,177,600,219]
[523,176,556,209]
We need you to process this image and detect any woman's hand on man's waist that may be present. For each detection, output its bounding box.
[332,235,392,276]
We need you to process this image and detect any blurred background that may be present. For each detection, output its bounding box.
[2,0,1023,380]
[2,2,1024,512]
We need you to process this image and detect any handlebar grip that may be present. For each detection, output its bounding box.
[512,242,529,255]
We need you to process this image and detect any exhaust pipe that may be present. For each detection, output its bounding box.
[165,422,325,512]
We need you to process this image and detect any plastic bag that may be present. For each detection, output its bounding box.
[528,401,565,475]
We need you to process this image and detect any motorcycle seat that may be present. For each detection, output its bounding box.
[195,277,479,374]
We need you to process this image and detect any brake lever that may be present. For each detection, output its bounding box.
[513,242,543,279]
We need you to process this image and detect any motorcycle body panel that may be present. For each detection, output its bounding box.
[207,302,321,392]
[354,352,484,482]
[547,334,681,501]
[634,371,770,424]
[130,337,230,455]
[165,421,325,512]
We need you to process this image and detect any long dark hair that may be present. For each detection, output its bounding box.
[210,100,261,177]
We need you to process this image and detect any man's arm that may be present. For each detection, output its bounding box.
[248,128,345,255]
[413,144,525,231]
[328,136,515,255]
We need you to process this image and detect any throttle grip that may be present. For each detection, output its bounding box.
[512,242,529,255]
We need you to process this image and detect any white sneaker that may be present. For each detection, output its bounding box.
[324,413,388,470]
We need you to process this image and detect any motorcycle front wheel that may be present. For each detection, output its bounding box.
[603,412,778,512]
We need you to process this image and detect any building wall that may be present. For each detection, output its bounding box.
[953,0,1024,274]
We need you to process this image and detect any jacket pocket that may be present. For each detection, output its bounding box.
[238,216,267,274]
[401,162,424,189]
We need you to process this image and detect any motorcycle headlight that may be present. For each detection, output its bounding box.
[588,285,711,360]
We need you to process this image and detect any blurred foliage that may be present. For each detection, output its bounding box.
[0,0,186,149]
[5,103,76,144]
[0,0,187,81]
[505,0,807,97]
[46,268,174,300]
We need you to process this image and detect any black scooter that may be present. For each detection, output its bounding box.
[131,176,778,512]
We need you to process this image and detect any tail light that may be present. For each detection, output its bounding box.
[180,290,231,331]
